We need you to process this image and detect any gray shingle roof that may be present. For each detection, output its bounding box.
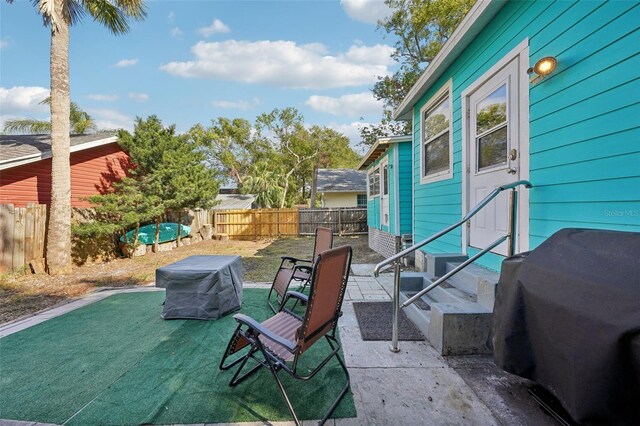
[0,133,118,169]
[213,194,256,210]
[317,168,366,192]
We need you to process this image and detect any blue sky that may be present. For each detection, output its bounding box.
[0,0,396,151]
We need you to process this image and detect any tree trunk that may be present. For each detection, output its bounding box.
[310,165,318,208]
[176,210,182,247]
[153,216,161,253]
[279,180,289,209]
[130,222,140,258]
[46,3,72,275]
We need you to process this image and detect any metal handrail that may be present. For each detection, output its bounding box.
[374,179,532,353]
[373,180,532,278]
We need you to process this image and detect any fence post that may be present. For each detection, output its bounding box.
[24,204,35,266]
[13,206,26,271]
[338,209,342,235]
[254,210,258,241]
[0,204,14,273]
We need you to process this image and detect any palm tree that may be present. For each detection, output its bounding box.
[5,0,146,274]
[242,161,286,209]
[3,97,97,134]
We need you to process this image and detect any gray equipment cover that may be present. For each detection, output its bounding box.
[156,255,243,320]
[491,228,640,425]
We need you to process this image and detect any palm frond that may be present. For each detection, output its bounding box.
[115,0,146,20]
[63,0,87,26]
[82,0,146,35]
[3,119,52,134]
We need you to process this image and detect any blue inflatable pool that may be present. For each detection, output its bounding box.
[120,223,191,245]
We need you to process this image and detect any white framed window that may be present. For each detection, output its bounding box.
[367,167,380,198]
[420,80,453,184]
[357,193,367,207]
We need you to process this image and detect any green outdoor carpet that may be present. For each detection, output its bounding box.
[0,289,356,425]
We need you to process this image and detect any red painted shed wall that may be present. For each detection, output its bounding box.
[0,143,131,207]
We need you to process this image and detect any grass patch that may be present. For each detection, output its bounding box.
[1,235,382,324]
[0,289,356,424]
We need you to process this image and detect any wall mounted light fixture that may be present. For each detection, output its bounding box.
[527,56,557,84]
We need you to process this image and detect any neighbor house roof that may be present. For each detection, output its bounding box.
[394,0,506,120]
[213,194,256,210]
[357,135,412,170]
[0,133,118,170]
[317,169,366,193]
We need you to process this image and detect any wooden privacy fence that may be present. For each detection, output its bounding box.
[0,204,47,273]
[0,205,368,270]
[299,208,367,235]
[213,208,298,240]
[213,207,367,240]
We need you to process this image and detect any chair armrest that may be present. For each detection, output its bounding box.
[281,256,312,264]
[233,314,297,352]
[284,291,308,304]
[293,264,312,274]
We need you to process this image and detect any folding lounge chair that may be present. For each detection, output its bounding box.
[267,226,333,312]
[219,245,352,426]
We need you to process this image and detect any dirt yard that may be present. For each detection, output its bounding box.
[0,235,383,324]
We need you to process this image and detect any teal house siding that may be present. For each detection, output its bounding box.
[398,141,413,236]
[367,196,380,229]
[403,0,640,270]
[360,136,414,257]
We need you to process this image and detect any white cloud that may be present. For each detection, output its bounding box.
[326,121,370,153]
[0,86,50,132]
[161,40,394,89]
[89,108,134,131]
[212,98,260,110]
[198,19,230,37]
[0,38,10,49]
[170,27,183,37]
[341,0,391,24]
[0,86,49,113]
[113,58,139,68]
[306,92,382,117]
[128,92,149,102]
[87,94,119,101]
[168,11,175,22]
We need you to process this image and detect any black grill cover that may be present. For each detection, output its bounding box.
[491,228,640,425]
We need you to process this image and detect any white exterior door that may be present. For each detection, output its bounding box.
[380,159,390,227]
[468,57,520,255]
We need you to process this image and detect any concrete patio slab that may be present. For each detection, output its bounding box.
[349,264,376,276]
[337,367,498,426]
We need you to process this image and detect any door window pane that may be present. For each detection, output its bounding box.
[476,84,507,135]
[477,125,508,170]
[383,165,389,195]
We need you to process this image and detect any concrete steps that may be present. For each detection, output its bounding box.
[399,253,500,355]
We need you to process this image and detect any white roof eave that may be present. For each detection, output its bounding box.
[393,0,507,120]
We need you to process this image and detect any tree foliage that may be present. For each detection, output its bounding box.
[360,0,475,147]
[79,116,218,254]
[3,97,97,134]
[190,107,360,209]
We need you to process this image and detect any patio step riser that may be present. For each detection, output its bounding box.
[399,272,477,305]
[444,262,500,310]
[399,258,498,355]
